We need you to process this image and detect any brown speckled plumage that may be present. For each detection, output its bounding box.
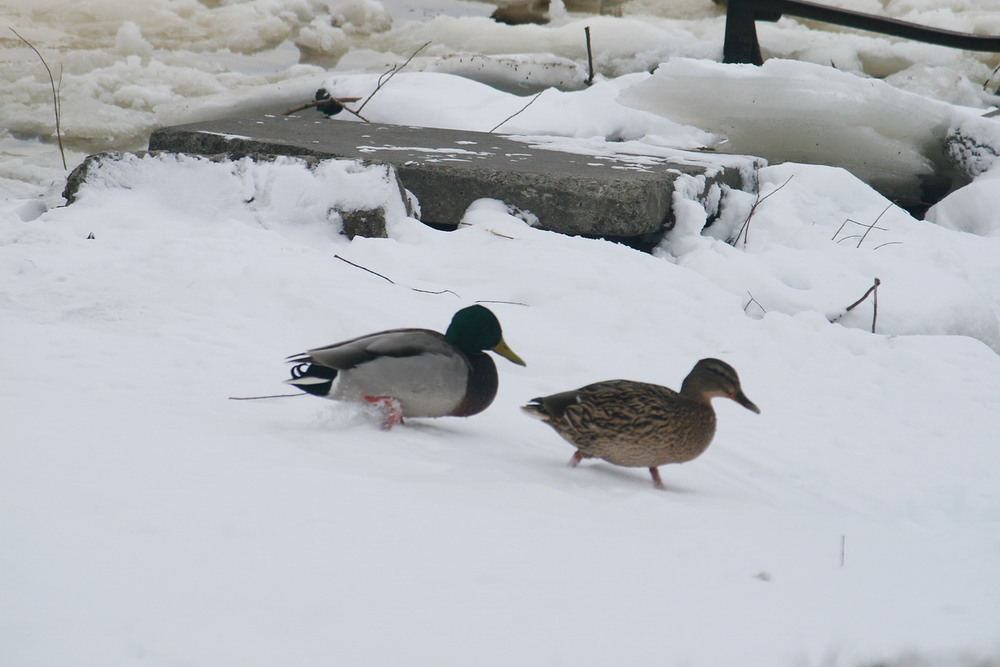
[522,359,760,489]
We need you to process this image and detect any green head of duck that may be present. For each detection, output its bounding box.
[446,305,526,367]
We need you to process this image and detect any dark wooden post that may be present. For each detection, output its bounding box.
[723,0,764,65]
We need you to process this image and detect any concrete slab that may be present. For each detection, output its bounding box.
[148,113,759,241]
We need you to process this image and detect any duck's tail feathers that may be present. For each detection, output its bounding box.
[285,362,338,397]
[520,399,549,421]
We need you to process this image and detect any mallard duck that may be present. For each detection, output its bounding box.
[285,305,525,428]
[522,358,759,489]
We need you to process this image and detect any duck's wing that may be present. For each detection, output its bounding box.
[288,328,464,370]
[528,380,685,446]
[571,380,683,422]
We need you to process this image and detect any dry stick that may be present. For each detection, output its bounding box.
[855,202,895,249]
[873,279,879,333]
[734,174,793,247]
[832,217,888,242]
[228,393,305,400]
[843,278,881,312]
[334,254,460,297]
[584,26,595,85]
[840,277,882,333]
[743,290,766,316]
[340,107,370,122]
[11,28,66,169]
[984,63,1000,91]
[490,91,544,133]
[332,256,521,303]
[334,254,396,283]
[457,220,516,239]
[476,299,530,307]
[413,287,461,297]
[355,41,432,116]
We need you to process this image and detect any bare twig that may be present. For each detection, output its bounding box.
[743,291,766,317]
[984,63,1000,92]
[490,91,544,133]
[475,299,530,307]
[832,218,887,241]
[355,41,432,115]
[458,221,516,239]
[228,393,305,400]
[333,254,458,298]
[855,202,895,248]
[334,254,396,283]
[844,277,881,313]
[733,174,793,247]
[412,288,461,297]
[11,28,66,169]
[832,277,881,333]
[333,254,525,304]
[872,279,879,333]
[584,26,595,85]
[873,241,903,250]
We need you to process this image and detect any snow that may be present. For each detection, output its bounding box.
[4,1,1000,666]
[617,57,978,201]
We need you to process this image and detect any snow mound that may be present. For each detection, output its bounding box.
[618,58,976,201]
[663,162,1000,351]
[65,152,412,243]
[423,52,588,95]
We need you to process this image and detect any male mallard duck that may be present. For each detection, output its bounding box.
[286,305,525,428]
[522,358,759,489]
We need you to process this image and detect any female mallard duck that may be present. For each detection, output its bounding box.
[285,305,525,428]
[522,358,759,489]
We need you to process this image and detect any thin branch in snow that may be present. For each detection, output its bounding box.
[984,63,1000,92]
[334,254,396,284]
[11,28,66,169]
[855,202,895,248]
[743,291,766,317]
[355,41,432,116]
[843,277,881,314]
[831,277,881,333]
[458,221,516,239]
[475,299,530,307]
[333,255,524,304]
[412,288,461,297]
[489,90,544,133]
[733,174,792,247]
[228,393,305,400]
[832,217,888,243]
[333,254,457,298]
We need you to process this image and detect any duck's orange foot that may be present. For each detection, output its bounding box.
[363,396,404,430]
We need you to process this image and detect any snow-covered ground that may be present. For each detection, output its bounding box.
[3,1,1000,666]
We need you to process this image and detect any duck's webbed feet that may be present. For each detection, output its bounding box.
[364,396,404,430]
